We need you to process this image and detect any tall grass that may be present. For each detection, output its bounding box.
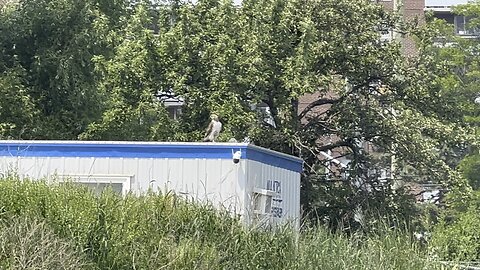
[0,176,443,269]
[0,216,93,269]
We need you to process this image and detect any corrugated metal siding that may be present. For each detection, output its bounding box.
[246,160,301,228]
[0,141,301,227]
[0,155,247,216]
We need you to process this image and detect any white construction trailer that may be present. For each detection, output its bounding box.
[0,141,303,228]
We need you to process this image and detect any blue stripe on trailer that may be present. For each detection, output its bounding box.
[0,141,303,173]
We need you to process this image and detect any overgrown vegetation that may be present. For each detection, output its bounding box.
[0,177,444,269]
[0,0,478,229]
[1,0,480,265]
[0,216,91,270]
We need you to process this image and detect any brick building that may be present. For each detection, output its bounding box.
[425,0,476,36]
[375,0,426,56]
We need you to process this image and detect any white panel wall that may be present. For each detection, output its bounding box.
[0,155,299,227]
[245,160,301,228]
[0,156,247,216]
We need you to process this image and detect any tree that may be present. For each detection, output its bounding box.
[147,0,476,227]
[416,3,480,261]
[0,67,38,139]
[80,3,175,141]
[459,154,480,190]
[0,0,126,139]
[159,0,255,141]
[415,5,480,191]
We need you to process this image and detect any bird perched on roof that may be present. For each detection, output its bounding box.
[203,114,222,142]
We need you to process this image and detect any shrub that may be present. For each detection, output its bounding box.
[430,206,480,261]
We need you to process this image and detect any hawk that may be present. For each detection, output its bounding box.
[203,114,222,142]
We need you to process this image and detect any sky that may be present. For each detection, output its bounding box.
[425,0,471,6]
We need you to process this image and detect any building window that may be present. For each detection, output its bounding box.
[58,174,132,195]
[252,103,276,128]
[166,106,182,120]
[252,188,275,215]
[157,91,184,120]
[455,16,480,36]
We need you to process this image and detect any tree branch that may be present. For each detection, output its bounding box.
[298,98,339,120]
[315,140,352,153]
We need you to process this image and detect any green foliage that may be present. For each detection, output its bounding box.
[159,0,256,141]
[430,201,480,261]
[416,6,480,156]
[1,0,478,234]
[0,67,38,139]
[0,0,120,139]
[305,176,418,232]
[0,177,444,270]
[80,3,175,141]
[158,0,474,228]
[458,153,480,190]
[418,5,480,260]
